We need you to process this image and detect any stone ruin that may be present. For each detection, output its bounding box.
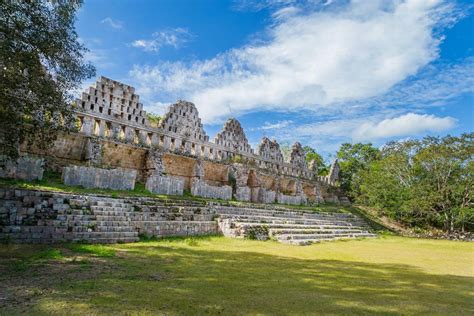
[214,118,253,154]
[5,76,343,206]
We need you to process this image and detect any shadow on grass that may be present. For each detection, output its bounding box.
[1,242,471,315]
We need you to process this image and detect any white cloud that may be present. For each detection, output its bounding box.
[130,0,460,123]
[101,17,123,29]
[252,120,293,130]
[352,113,457,141]
[265,110,457,155]
[131,28,191,53]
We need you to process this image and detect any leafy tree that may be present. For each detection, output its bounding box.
[336,143,380,199]
[303,146,328,175]
[0,0,95,161]
[358,134,473,233]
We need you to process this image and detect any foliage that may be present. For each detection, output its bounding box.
[0,0,95,161]
[336,143,381,199]
[356,134,473,232]
[146,112,162,128]
[303,146,329,175]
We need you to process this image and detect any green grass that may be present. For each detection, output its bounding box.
[0,236,472,315]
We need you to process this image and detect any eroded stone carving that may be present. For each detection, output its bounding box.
[328,159,340,184]
[85,138,103,166]
[214,118,252,154]
[62,166,137,190]
[160,100,208,141]
[146,148,165,176]
[258,137,284,162]
[290,142,307,170]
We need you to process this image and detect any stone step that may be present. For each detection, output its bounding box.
[278,232,376,241]
[230,222,364,230]
[216,207,356,219]
[94,215,132,221]
[92,201,131,208]
[216,209,363,222]
[268,228,367,235]
[280,234,377,246]
[219,215,363,226]
[73,231,138,238]
[90,205,132,212]
[72,226,135,233]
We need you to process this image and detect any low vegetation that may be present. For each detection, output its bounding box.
[0,236,472,315]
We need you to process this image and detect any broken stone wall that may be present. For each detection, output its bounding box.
[145,175,184,196]
[62,166,137,190]
[0,156,44,181]
[191,179,232,200]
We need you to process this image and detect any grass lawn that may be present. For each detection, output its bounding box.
[1,236,472,315]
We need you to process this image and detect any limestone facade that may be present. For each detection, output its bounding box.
[73,77,321,181]
[18,76,345,205]
[214,118,253,154]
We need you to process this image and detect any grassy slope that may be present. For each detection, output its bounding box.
[1,236,472,315]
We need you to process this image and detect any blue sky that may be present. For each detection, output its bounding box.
[76,0,473,159]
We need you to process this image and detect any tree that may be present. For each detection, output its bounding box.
[0,0,95,161]
[411,134,474,232]
[302,146,328,175]
[358,134,474,233]
[336,143,380,199]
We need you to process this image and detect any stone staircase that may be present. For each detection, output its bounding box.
[215,206,376,245]
[1,189,375,245]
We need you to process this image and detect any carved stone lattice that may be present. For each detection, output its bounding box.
[146,148,165,176]
[160,100,208,141]
[290,142,307,169]
[257,137,284,162]
[85,138,103,166]
[214,118,252,154]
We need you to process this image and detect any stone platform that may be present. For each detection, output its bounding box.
[0,188,375,245]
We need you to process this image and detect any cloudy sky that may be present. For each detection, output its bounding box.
[76,0,473,159]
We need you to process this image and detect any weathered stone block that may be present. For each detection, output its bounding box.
[0,156,44,181]
[235,186,251,202]
[62,166,136,190]
[145,175,184,196]
[191,179,232,200]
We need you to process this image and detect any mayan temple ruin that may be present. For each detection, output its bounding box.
[1,76,375,245]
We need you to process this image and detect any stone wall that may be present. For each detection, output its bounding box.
[259,189,277,204]
[235,186,251,202]
[0,189,219,244]
[145,175,184,196]
[133,221,217,238]
[62,166,137,190]
[191,179,232,200]
[202,160,229,186]
[101,142,147,171]
[277,193,306,205]
[0,157,44,181]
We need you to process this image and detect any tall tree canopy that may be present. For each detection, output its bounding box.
[345,134,473,233]
[336,143,380,199]
[0,0,95,161]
